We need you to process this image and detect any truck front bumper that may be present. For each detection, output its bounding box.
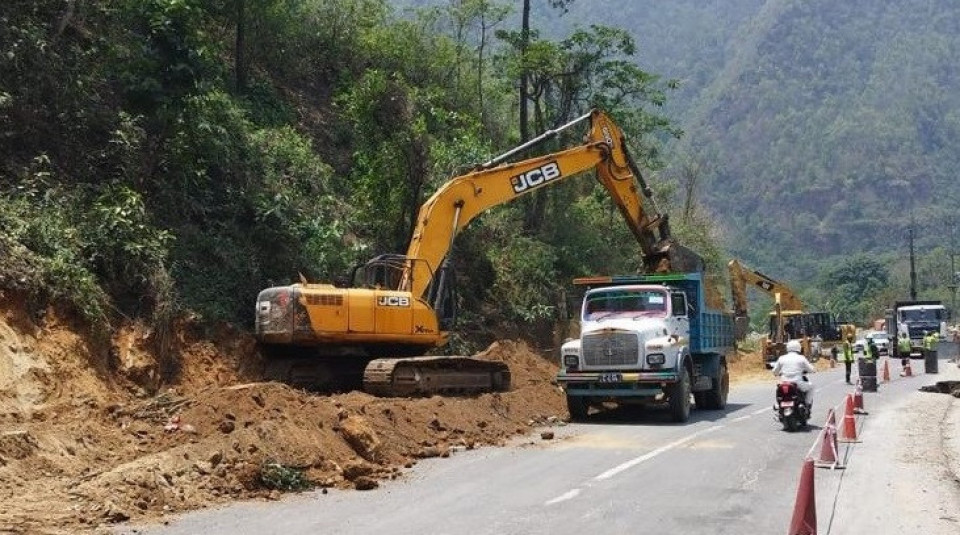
[556,370,677,397]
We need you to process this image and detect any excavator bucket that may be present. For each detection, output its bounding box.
[644,240,705,274]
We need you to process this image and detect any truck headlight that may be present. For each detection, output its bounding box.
[563,354,579,368]
[646,353,665,365]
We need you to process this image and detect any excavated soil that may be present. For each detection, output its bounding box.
[0,295,772,534]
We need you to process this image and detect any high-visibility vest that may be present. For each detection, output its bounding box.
[924,334,937,350]
[898,337,912,353]
[841,342,854,362]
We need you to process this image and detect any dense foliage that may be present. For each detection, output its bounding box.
[0,0,692,347]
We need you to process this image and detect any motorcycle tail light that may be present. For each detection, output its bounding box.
[779,383,792,395]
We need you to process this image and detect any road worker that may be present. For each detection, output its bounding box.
[923,330,938,352]
[865,338,879,362]
[840,336,855,385]
[897,332,912,376]
[772,339,816,409]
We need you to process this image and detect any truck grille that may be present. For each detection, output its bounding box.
[582,332,639,367]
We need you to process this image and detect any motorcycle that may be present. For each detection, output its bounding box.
[774,379,810,431]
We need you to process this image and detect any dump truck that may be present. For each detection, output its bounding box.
[886,300,948,357]
[255,109,701,396]
[556,272,735,423]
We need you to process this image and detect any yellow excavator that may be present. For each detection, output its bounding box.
[727,259,833,365]
[254,109,703,396]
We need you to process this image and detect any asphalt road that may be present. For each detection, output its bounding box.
[126,345,960,535]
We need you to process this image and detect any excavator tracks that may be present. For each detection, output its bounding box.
[362,356,511,397]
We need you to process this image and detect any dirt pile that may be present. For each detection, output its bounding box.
[0,297,566,534]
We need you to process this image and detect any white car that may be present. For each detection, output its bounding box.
[864,332,891,356]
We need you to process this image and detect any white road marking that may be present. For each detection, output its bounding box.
[544,488,581,506]
[592,425,723,481]
[543,409,771,506]
[752,407,771,416]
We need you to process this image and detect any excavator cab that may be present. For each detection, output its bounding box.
[347,254,458,332]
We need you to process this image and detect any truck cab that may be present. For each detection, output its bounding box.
[567,285,688,371]
[887,301,948,355]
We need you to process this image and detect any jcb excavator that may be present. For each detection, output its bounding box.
[254,109,703,396]
[727,259,842,365]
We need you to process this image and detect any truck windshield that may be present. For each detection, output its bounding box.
[584,290,668,320]
[900,309,944,322]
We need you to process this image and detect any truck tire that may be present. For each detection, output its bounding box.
[668,366,692,422]
[566,394,589,421]
[699,362,729,410]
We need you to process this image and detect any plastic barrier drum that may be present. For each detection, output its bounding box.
[857,359,878,392]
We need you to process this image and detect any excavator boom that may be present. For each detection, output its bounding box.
[403,109,700,299]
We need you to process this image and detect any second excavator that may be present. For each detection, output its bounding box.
[255,109,702,396]
[727,259,844,365]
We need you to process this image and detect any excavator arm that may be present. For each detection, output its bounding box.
[727,259,823,365]
[404,109,702,300]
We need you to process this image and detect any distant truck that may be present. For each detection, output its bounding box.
[885,301,948,356]
[556,272,736,423]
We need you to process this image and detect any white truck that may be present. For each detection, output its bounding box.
[556,273,736,423]
[886,300,948,356]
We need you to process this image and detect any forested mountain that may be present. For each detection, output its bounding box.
[399,0,960,321]
[3,0,958,343]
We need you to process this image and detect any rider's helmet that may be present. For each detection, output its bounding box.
[786,340,802,353]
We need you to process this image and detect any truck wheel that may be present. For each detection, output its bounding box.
[566,394,589,421]
[701,362,729,410]
[668,367,691,422]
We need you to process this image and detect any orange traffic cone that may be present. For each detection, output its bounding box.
[852,381,867,415]
[814,409,844,470]
[838,394,860,443]
[788,458,818,535]
[903,358,913,377]
[881,359,890,383]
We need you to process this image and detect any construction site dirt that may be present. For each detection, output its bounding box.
[0,295,805,534]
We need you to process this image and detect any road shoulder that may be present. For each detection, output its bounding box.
[826,361,960,534]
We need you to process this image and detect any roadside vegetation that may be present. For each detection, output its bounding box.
[1,0,713,352]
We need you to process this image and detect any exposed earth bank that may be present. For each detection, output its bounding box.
[0,296,772,534]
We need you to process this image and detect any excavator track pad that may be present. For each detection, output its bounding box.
[363,356,511,397]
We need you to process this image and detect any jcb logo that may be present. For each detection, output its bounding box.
[511,162,562,194]
[378,296,410,307]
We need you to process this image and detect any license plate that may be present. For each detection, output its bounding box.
[599,372,622,383]
[779,401,794,408]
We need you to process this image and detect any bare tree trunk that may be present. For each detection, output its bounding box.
[235,0,247,93]
[520,0,530,142]
[477,10,487,126]
[679,159,702,224]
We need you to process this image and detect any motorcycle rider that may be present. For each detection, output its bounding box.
[772,339,816,409]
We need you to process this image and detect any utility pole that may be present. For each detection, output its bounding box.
[949,253,957,316]
[909,221,917,300]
